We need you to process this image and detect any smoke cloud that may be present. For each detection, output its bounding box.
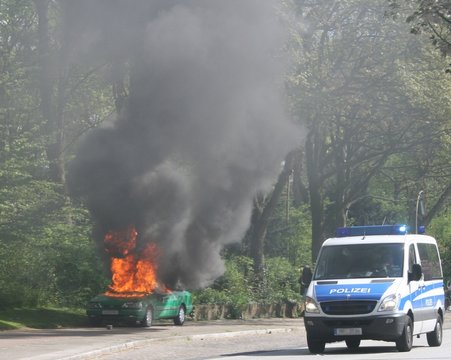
[69,0,300,289]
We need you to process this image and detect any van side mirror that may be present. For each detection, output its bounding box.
[408,263,422,282]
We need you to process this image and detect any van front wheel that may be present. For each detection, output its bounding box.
[395,316,413,352]
[426,316,442,347]
[307,334,325,354]
[345,338,361,350]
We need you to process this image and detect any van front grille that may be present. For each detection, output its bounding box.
[324,319,373,327]
[320,300,377,315]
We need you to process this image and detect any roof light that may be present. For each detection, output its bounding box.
[336,224,409,237]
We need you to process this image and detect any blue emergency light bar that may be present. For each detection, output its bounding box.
[336,224,409,237]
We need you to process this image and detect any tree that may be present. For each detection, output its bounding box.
[246,151,300,277]
[389,0,451,71]
[33,0,115,188]
[286,0,451,261]
[0,0,114,307]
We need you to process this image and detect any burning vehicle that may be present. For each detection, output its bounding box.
[86,290,193,327]
[86,226,193,327]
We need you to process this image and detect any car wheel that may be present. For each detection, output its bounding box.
[345,338,361,350]
[307,333,325,354]
[426,315,442,347]
[173,305,185,326]
[396,316,413,352]
[141,307,153,327]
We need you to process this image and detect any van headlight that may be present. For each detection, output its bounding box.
[305,296,320,313]
[378,294,400,312]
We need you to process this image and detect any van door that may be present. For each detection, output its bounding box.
[417,242,443,332]
[408,244,423,334]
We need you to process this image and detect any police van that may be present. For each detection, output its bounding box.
[304,224,445,354]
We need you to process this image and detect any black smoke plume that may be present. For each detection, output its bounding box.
[68,0,300,289]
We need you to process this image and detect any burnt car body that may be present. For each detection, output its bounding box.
[86,290,193,327]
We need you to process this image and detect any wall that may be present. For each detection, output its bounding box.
[192,302,305,321]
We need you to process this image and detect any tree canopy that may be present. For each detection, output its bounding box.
[283,0,451,260]
[0,0,449,308]
[389,0,451,71]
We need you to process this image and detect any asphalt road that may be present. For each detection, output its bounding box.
[1,315,451,360]
[0,318,301,360]
[210,331,451,360]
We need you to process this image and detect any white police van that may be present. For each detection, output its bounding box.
[304,224,445,354]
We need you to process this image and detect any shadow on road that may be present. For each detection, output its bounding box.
[0,326,168,339]
[220,344,430,357]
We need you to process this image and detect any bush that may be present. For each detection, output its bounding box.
[259,257,302,304]
[429,212,451,280]
[0,204,107,309]
[194,255,302,312]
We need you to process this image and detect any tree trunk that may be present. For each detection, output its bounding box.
[292,149,309,206]
[305,131,324,263]
[35,0,62,183]
[249,151,297,276]
[34,0,69,189]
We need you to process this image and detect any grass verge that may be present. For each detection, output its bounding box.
[0,308,88,330]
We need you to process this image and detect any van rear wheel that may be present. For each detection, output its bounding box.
[395,316,413,352]
[426,316,442,347]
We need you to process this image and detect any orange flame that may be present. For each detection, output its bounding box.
[103,227,163,297]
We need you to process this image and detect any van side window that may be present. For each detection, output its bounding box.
[417,243,442,280]
[408,244,416,272]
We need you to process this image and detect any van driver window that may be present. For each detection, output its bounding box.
[417,243,442,281]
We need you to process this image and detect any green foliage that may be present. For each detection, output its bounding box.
[0,0,112,310]
[259,257,302,304]
[388,0,451,67]
[194,255,302,316]
[0,204,108,308]
[266,204,312,268]
[193,287,229,305]
[194,256,253,304]
[285,0,451,260]
[428,211,451,280]
[0,0,449,318]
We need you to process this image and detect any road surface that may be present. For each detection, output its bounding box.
[1,315,450,359]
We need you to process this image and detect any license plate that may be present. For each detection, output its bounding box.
[334,328,362,336]
[102,310,119,315]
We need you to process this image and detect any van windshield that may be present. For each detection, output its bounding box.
[314,243,404,280]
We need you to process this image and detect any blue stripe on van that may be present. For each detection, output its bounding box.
[399,281,444,309]
[315,282,392,302]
